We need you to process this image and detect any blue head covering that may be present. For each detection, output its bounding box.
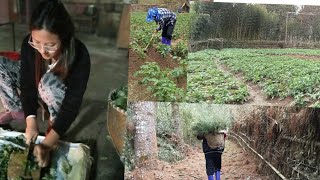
[146,7,159,22]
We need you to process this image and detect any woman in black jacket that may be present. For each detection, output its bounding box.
[197,131,227,180]
[0,0,90,167]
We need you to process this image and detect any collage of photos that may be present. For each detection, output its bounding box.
[0,0,319,180]
[124,0,320,180]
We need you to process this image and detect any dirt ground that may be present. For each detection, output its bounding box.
[128,46,187,102]
[126,140,270,180]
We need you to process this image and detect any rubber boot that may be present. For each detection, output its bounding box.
[166,39,172,46]
[215,170,221,180]
[208,175,214,180]
[161,37,166,44]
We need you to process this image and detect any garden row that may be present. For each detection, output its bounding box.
[187,50,249,103]
[212,48,320,106]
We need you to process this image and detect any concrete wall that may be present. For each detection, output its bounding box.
[0,0,10,23]
[61,1,128,38]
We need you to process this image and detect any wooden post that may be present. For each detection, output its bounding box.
[116,4,130,49]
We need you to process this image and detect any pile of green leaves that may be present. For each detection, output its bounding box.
[0,135,40,179]
[134,62,185,102]
[0,145,22,179]
[110,86,128,111]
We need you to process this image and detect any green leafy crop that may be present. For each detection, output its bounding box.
[134,62,185,102]
[111,86,128,111]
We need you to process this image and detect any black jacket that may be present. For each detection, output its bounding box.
[202,138,224,154]
[20,34,90,136]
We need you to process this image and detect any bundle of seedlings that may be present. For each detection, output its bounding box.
[191,114,229,147]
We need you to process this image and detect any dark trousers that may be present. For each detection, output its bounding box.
[161,21,176,40]
[205,152,222,176]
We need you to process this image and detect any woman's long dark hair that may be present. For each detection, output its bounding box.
[30,0,75,85]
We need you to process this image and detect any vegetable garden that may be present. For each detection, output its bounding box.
[128,11,191,102]
[187,48,320,106]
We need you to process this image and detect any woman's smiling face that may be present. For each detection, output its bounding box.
[28,29,62,61]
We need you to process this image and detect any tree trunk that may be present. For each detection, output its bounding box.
[171,102,184,145]
[132,101,158,167]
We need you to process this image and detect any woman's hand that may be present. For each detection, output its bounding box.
[25,116,39,145]
[33,143,51,167]
[33,129,60,167]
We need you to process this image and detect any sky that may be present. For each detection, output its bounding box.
[214,0,320,6]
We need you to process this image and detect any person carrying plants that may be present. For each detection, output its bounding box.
[0,0,90,167]
[146,7,177,46]
[197,130,227,180]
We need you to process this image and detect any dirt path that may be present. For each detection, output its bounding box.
[127,140,269,180]
[213,58,293,106]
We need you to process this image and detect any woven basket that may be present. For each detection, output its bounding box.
[107,89,127,156]
[204,133,225,149]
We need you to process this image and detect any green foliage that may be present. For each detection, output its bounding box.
[170,67,185,79]
[156,43,171,58]
[188,104,232,135]
[156,103,174,136]
[211,48,320,106]
[187,50,249,103]
[191,117,229,135]
[155,103,184,163]
[190,2,309,42]
[0,146,22,179]
[181,109,198,145]
[111,86,128,111]
[131,12,191,57]
[130,41,146,59]
[157,137,183,163]
[172,41,188,59]
[190,13,212,41]
[134,62,185,102]
[0,136,41,179]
